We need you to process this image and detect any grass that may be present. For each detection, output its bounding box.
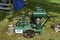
[0,0,60,40]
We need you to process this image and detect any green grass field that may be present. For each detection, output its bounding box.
[0,0,60,40]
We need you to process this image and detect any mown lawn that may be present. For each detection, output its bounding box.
[0,0,60,40]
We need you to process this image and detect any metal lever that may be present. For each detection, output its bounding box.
[41,15,58,28]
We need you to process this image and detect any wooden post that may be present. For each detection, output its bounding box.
[8,0,13,14]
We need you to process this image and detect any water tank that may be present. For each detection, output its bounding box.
[33,7,47,17]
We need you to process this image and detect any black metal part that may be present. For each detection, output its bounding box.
[41,15,57,28]
[23,30,35,38]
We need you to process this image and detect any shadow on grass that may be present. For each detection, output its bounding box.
[26,1,60,13]
[39,2,60,13]
[0,10,8,21]
[0,1,60,22]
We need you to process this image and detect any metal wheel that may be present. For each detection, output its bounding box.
[23,30,35,38]
[51,22,60,32]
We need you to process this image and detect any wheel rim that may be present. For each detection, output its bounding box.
[23,30,35,38]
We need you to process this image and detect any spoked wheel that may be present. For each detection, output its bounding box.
[23,30,35,38]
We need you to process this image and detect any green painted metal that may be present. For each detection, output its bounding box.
[14,6,47,35]
[33,7,47,17]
